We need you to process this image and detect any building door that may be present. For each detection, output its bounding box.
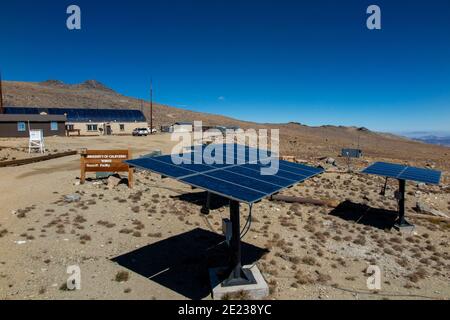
[106,124,112,135]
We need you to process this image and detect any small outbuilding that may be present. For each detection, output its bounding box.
[0,114,67,138]
[169,122,194,133]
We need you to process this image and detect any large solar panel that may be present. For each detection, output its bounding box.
[5,107,146,122]
[126,144,324,203]
[362,162,441,185]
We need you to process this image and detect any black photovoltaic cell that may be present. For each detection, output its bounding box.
[362,162,441,185]
[126,144,324,203]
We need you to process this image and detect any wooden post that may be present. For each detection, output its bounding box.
[128,150,134,188]
[80,153,86,184]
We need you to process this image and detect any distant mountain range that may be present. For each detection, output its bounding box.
[398,132,450,147]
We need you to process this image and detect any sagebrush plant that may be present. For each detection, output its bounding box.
[115,271,130,282]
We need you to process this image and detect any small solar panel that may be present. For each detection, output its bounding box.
[362,162,441,185]
[126,144,324,203]
[342,149,362,158]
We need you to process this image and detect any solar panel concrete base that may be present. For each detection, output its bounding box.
[209,265,269,300]
[394,220,415,234]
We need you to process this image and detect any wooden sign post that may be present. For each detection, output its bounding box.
[80,150,133,188]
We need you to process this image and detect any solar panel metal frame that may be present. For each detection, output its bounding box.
[126,145,324,204]
[361,162,441,185]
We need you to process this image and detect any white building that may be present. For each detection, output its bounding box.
[169,122,193,133]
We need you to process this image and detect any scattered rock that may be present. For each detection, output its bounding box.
[64,194,81,203]
[326,158,337,166]
[415,201,449,219]
[107,176,122,190]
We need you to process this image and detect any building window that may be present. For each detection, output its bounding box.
[87,124,98,132]
[18,122,26,132]
[66,124,75,131]
[119,124,125,131]
[50,121,58,131]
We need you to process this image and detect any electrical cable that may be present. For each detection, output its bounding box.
[240,203,253,240]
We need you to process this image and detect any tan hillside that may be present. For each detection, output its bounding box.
[2,80,449,178]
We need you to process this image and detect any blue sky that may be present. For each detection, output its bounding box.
[1,0,449,132]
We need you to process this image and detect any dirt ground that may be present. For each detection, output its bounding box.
[0,134,449,300]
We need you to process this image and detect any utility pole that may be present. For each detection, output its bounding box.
[0,71,4,114]
[150,79,153,134]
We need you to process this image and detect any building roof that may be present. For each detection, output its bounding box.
[4,107,146,123]
[0,114,67,122]
[174,122,193,125]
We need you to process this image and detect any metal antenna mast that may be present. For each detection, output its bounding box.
[150,79,153,134]
[0,71,4,114]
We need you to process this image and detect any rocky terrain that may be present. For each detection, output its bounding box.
[3,80,450,182]
[0,81,449,300]
[0,135,448,300]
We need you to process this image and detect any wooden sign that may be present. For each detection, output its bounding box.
[80,150,133,188]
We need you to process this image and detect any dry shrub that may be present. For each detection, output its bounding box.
[74,215,86,224]
[407,268,427,283]
[131,206,140,213]
[221,291,250,300]
[396,257,409,268]
[353,235,366,246]
[97,220,116,228]
[148,232,162,238]
[316,271,332,284]
[301,256,317,266]
[115,271,130,282]
[268,279,277,295]
[295,270,314,285]
[119,229,133,234]
[132,220,145,230]
[79,234,91,241]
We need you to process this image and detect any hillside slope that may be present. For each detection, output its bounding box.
[2,80,449,175]
[2,80,250,129]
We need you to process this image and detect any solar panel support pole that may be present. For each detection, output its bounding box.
[380,177,388,196]
[395,179,413,230]
[201,192,211,215]
[222,200,256,287]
